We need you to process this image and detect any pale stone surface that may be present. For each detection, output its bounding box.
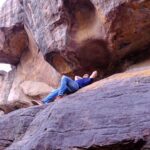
[0,70,15,104]
[0,0,60,104]
[20,81,53,97]
[0,110,4,116]
[126,58,150,72]
[7,27,60,103]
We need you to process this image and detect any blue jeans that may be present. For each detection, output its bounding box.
[42,75,79,104]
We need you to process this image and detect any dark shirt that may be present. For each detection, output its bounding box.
[76,78,93,88]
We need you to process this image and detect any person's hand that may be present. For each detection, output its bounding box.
[90,70,98,79]
[74,76,82,80]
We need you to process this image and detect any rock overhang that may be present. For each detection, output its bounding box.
[0,0,150,76]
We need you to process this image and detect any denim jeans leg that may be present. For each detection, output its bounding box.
[42,88,59,104]
[58,75,79,96]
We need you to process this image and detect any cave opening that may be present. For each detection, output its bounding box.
[45,39,111,79]
[45,0,110,77]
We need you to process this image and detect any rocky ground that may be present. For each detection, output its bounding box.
[0,66,150,150]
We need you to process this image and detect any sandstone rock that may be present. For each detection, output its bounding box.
[0,71,6,89]
[0,0,28,65]
[0,69,15,104]
[20,80,53,97]
[0,0,150,103]
[0,100,32,114]
[6,27,60,104]
[22,0,150,75]
[0,1,150,149]
[0,0,60,104]
[1,0,149,76]
[0,67,149,150]
[126,58,150,72]
[0,110,4,116]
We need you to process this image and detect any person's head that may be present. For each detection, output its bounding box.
[83,74,89,78]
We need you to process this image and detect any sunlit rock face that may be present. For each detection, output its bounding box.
[6,27,60,104]
[0,0,60,104]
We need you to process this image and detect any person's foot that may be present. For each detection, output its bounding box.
[55,95,64,101]
[31,100,43,105]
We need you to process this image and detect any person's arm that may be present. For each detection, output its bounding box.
[89,71,98,79]
[74,76,82,81]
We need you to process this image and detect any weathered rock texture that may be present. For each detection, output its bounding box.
[6,28,60,103]
[20,81,53,98]
[0,67,150,150]
[0,0,150,149]
[0,70,15,104]
[22,0,150,75]
[0,0,61,104]
[0,0,150,103]
[1,0,150,75]
[0,105,47,149]
[0,0,27,65]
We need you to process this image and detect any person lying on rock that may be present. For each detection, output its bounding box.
[32,71,98,105]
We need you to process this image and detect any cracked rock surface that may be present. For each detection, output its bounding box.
[0,68,149,150]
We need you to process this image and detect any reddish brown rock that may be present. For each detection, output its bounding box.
[0,0,27,65]
[0,0,150,76]
[6,27,60,104]
[0,0,61,104]
[20,0,150,76]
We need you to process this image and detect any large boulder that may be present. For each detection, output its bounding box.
[0,105,47,149]
[0,0,27,65]
[20,81,53,98]
[0,0,61,104]
[6,27,60,104]
[0,71,6,89]
[22,0,150,75]
[0,67,149,149]
[1,0,149,75]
